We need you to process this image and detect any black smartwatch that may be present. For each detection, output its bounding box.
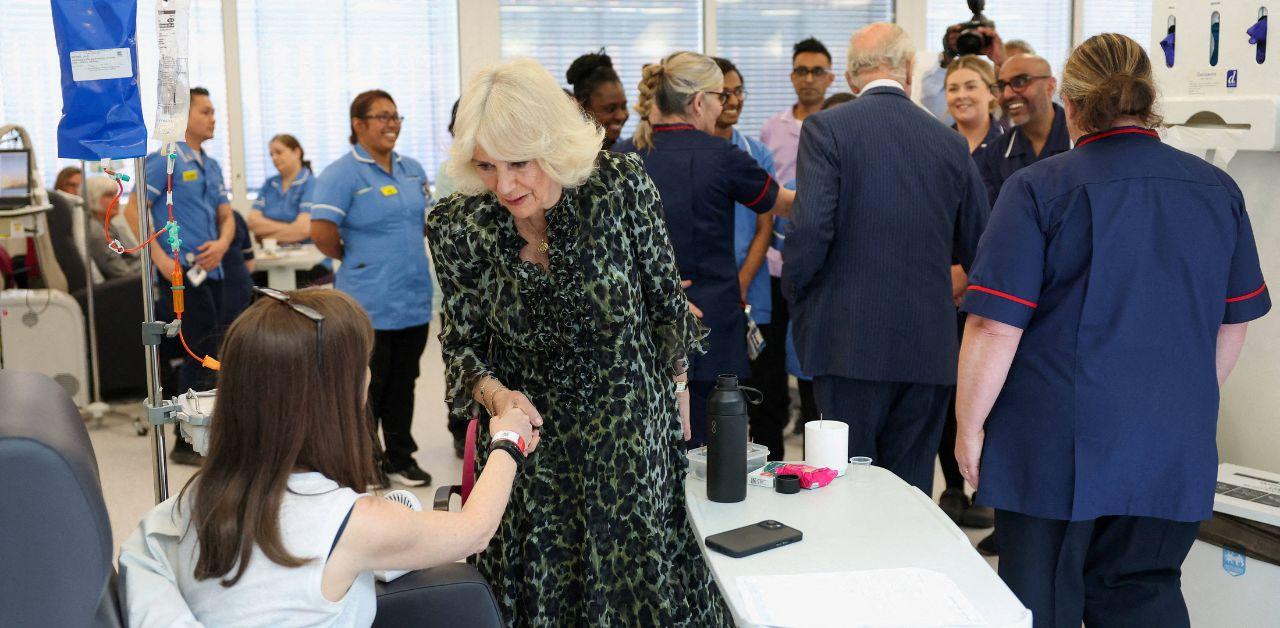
[489,439,526,469]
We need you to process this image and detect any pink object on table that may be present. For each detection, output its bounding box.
[775,464,838,489]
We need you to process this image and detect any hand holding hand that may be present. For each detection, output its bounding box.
[195,238,229,270]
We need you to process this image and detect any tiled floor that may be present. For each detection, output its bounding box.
[89,316,997,573]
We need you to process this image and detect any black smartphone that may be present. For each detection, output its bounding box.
[705,520,802,558]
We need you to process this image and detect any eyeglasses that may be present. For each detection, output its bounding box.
[252,287,325,369]
[792,66,830,79]
[994,74,1052,93]
[725,87,747,99]
[704,91,731,106]
[361,113,405,124]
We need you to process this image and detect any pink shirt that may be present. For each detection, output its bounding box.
[759,105,803,186]
[760,105,803,277]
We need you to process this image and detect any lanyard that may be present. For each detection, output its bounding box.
[1074,127,1159,148]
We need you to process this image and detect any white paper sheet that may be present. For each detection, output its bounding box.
[737,568,985,627]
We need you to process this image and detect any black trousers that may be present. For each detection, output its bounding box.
[812,376,951,494]
[995,510,1200,628]
[938,312,969,490]
[369,323,430,470]
[156,278,223,393]
[745,313,790,461]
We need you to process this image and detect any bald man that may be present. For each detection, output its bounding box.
[973,54,1071,204]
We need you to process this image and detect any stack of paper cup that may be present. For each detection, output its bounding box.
[804,420,850,476]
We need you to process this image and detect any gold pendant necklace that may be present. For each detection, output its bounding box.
[538,239,550,253]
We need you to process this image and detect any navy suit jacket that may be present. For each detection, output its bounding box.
[782,86,989,386]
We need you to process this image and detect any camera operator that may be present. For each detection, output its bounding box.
[922,0,1011,124]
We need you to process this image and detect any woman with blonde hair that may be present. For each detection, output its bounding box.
[615,51,795,448]
[427,57,729,626]
[945,55,1004,154]
[956,33,1269,627]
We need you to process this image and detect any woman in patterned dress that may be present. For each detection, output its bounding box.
[426,58,729,626]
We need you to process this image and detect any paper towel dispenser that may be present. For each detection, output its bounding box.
[1154,1,1280,152]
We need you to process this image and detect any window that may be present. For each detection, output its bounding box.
[500,0,703,140]
[1079,0,1153,49]
[927,0,1073,72]
[715,0,893,138]
[237,0,460,190]
[0,1,226,188]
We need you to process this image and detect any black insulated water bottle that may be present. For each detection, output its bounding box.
[707,374,749,503]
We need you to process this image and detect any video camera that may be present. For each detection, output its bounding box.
[947,0,996,57]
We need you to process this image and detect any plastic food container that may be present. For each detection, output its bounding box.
[686,443,770,480]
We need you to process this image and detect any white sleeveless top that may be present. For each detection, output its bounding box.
[122,472,375,627]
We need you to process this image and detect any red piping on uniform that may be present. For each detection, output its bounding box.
[967,285,1038,308]
[653,123,696,132]
[1075,127,1160,148]
[1226,282,1267,303]
[745,176,775,207]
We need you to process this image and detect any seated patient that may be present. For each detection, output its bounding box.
[120,289,540,627]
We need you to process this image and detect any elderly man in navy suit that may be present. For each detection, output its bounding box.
[783,22,989,494]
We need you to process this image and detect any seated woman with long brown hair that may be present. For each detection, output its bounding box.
[119,289,540,627]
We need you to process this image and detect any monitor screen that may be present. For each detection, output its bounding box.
[0,149,32,207]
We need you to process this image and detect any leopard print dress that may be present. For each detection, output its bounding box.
[426,151,730,627]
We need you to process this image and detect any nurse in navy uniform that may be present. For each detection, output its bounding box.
[955,34,1270,628]
[614,50,795,448]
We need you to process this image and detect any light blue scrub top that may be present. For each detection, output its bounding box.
[253,168,315,224]
[309,145,433,330]
[144,141,228,280]
[729,128,774,325]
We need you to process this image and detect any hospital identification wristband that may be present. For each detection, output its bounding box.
[491,430,527,454]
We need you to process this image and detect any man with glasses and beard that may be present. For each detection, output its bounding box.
[974,54,1071,204]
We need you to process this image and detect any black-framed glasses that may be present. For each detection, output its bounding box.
[704,91,731,106]
[792,66,830,79]
[994,74,1052,93]
[252,287,325,369]
[725,87,747,99]
[362,113,405,124]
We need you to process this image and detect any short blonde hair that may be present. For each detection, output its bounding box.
[633,51,723,151]
[447,58,604,196]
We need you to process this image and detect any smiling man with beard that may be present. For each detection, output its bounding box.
[974,54,1070,205]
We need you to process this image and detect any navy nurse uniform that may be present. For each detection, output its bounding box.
[615,123,778,447]
[961,127,1271,628]
[973,103,1070,204]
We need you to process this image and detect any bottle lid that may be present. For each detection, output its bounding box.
[775,473,801,494]
[716,373,739,389]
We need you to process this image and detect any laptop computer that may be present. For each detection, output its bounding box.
[0,149,33,210]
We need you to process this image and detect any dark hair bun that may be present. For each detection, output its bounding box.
[566,51,615,87]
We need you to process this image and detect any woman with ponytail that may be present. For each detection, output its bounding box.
[955,33,1270,627]
[566,50,629,149]
[615,51,795,449]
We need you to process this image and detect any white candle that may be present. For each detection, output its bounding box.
[805,420,850,476]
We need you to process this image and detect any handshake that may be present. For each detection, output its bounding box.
[488,390,544,455]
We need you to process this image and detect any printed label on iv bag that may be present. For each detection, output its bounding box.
[70,48,133,82]
[153,0,192,143]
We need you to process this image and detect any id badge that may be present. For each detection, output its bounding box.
[745,305,766,360]
[184,252,207,287]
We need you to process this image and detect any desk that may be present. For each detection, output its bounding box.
[685,466,1031,627]
[253,245,326,290]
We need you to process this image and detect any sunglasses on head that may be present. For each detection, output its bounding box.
[252,287,325,369]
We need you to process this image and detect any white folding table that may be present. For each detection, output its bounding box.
[685,465,1031,627]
